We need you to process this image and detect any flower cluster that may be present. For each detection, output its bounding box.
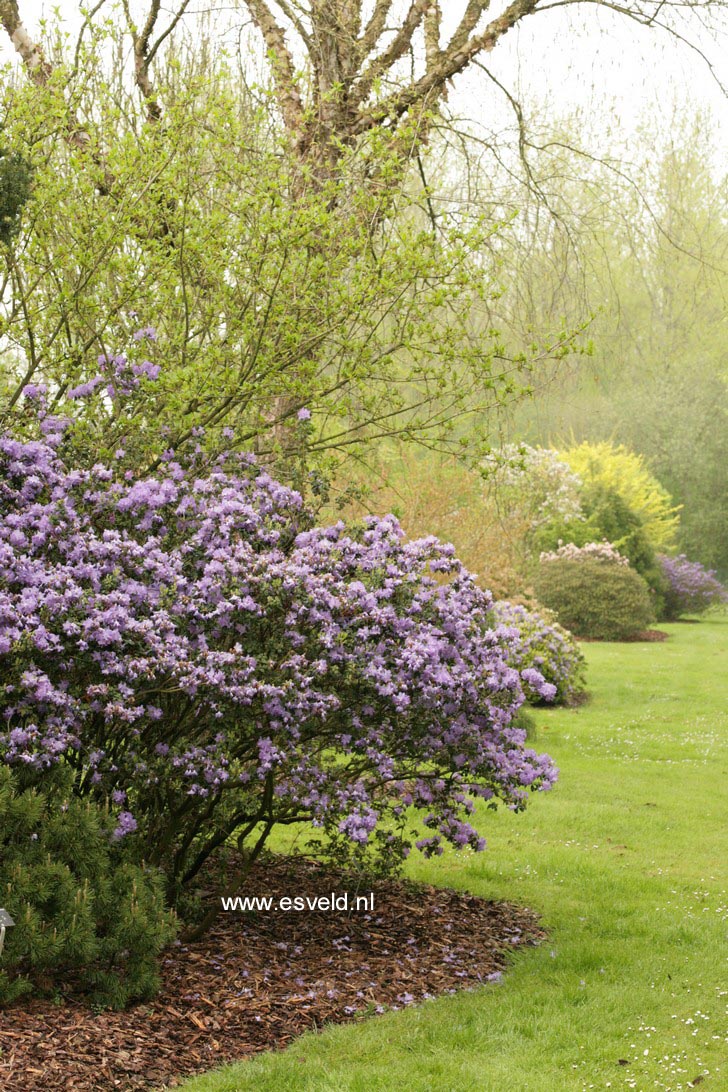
[0,418,557,889]
[489,601,586,705]
[69,350,161,399]
[539,541,629,566]
[658,554,728,619]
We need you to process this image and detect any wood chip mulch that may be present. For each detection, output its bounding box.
[0,854,545,1091]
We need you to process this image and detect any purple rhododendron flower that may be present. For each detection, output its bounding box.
[131,360,161,380]
[132,326,157,342]
[68,376,106,399]
[113,811,137,839]
[22,383,47,402]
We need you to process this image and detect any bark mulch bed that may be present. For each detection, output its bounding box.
[0,854,545,1092]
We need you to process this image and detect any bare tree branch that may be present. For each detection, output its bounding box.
[353,0,430,108]
[147,0,192,66]
[424,1,443,69]
[448,0,491,53]
[246,0,306,139]
[122,0,163,121]
[119,0,192,121]
[0,0,53,84]
[538,0,728,96]
[273,0,314,51]
[71,0,109,78]
[353,0,540,134]
[359,0,393,57]
[120,0,193,121]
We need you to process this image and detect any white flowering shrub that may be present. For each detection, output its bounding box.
[539,541,630,567]
[483,445,585,534]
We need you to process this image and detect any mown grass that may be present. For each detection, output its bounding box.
[178,617,728,1092]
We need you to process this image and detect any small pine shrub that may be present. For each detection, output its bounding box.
[0,147,33,245]
[534,558,655,640]
[0,766,177,1008]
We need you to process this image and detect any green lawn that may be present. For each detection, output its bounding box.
[178,618,728,1092]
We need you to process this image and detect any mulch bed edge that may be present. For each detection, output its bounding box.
[0,854,546,1092]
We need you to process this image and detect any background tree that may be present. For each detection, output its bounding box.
[3,1,725,190]
[0,2,725,501]
[496,113,728,573]
[0,6,585,484]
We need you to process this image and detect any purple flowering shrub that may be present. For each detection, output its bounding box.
[658,554,728,619]
[1,404,557,938]
[490,601,586,705]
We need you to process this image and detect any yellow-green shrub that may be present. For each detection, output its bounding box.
[559,441,680,550]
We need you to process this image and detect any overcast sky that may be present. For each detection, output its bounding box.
[454,5,726,161]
